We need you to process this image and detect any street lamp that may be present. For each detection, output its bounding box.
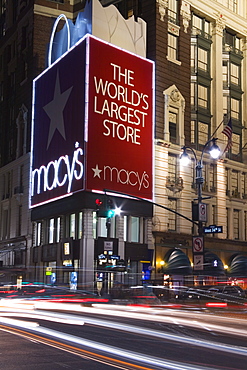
[180,138,221,236]
[180,138,221,274]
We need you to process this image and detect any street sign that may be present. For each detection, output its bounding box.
[203,225,223,234]
[193,254,204,271]
[104,241,113,251]
[192,236,204,253]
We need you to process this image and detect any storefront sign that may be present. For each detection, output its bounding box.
[30,35,154,208]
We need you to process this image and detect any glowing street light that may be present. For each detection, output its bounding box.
[180,138,221,236]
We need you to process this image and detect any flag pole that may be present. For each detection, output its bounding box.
[210,117,225,139]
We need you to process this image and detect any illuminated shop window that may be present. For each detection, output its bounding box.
[56,217,61,243]
[124,216,143,243]
[49,218,55,244]
[78,212,83,239]
[37,222,42,245]
[70,213,75,239]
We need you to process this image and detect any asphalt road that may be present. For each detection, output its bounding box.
[0,300,247,369]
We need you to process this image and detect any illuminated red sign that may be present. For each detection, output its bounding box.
[30,35,154,208]
[86,37,154,200]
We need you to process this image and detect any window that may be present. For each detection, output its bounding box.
[224,30,241,54]
[227,0,237,13]
[226,208,230,238]
[49,218,55,243]
[130,216,140,242]
[169,108,178,144]
[168,0,179,25]
[231,63,240,85]
[244,211,247,240]
[168,33,178,60]
[56,217,61,243]
[231,170,239,197]
[124,216,143,243]
[198,121,209,145]
[209,164,216,192]
[69,214,75,239]
[231,97,240,120]
[241,173,247,198]
[192,14,210,38]
[36,222,42,246]
[78,212,83,239]
[231,132,241,157]
[168,198,177,231]
[233,209,239,239]
[198,47,208,72]
[168,154,178,180]
[198,85,208,109]
[2,209,8,239]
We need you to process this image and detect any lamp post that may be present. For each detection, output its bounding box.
[180,138,221,272]
[180,138,221,235]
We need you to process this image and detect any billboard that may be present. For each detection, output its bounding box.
[30,35,154,208]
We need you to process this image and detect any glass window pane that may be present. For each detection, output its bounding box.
[56,217,60,243]
[198,85,208,108]
[168,33,177,60]
[168,198,176,230]
[231,133,240,155]
[78,212,82,239]
[49,218,54,244]
[70,214,75,239]
[198,48,207,71]
[231,98,240,120]
[198,121,208,145]
[231,63,239,85]
[131,216,139,243]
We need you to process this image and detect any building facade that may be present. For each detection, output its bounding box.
[0,0,247,290]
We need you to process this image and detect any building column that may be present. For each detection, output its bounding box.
[211,13,225,133]
[80,210,94,290]
[216,161,227,239]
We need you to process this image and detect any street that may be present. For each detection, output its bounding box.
[0,300,247,369]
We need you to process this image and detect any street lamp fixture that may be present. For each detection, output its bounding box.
[180,138,221,235]
[180,137,221,273]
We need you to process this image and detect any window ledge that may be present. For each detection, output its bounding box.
[166,56,181,66]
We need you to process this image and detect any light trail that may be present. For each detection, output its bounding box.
[0,324,221,370]
[0,304,247,358]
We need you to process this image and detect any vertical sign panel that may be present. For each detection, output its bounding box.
[86,36,154,200]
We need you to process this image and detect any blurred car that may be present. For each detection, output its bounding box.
[173,286,211,300]
[0,284,109,303]
[206,285,246,302]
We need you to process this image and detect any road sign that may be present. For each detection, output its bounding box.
[193,254,204,271]
[193,236,204,253]
[203,225,223,234]
[198,203,207,222]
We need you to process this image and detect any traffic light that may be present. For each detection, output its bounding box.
[95,198,107,217]
[106,198,115,218]
[95,197,115,218]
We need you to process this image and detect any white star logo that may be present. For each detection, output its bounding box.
[92,164,102,178]
[43,70,73,149]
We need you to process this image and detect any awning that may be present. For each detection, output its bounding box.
[164,248,192,275]
[228,254,247,277]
